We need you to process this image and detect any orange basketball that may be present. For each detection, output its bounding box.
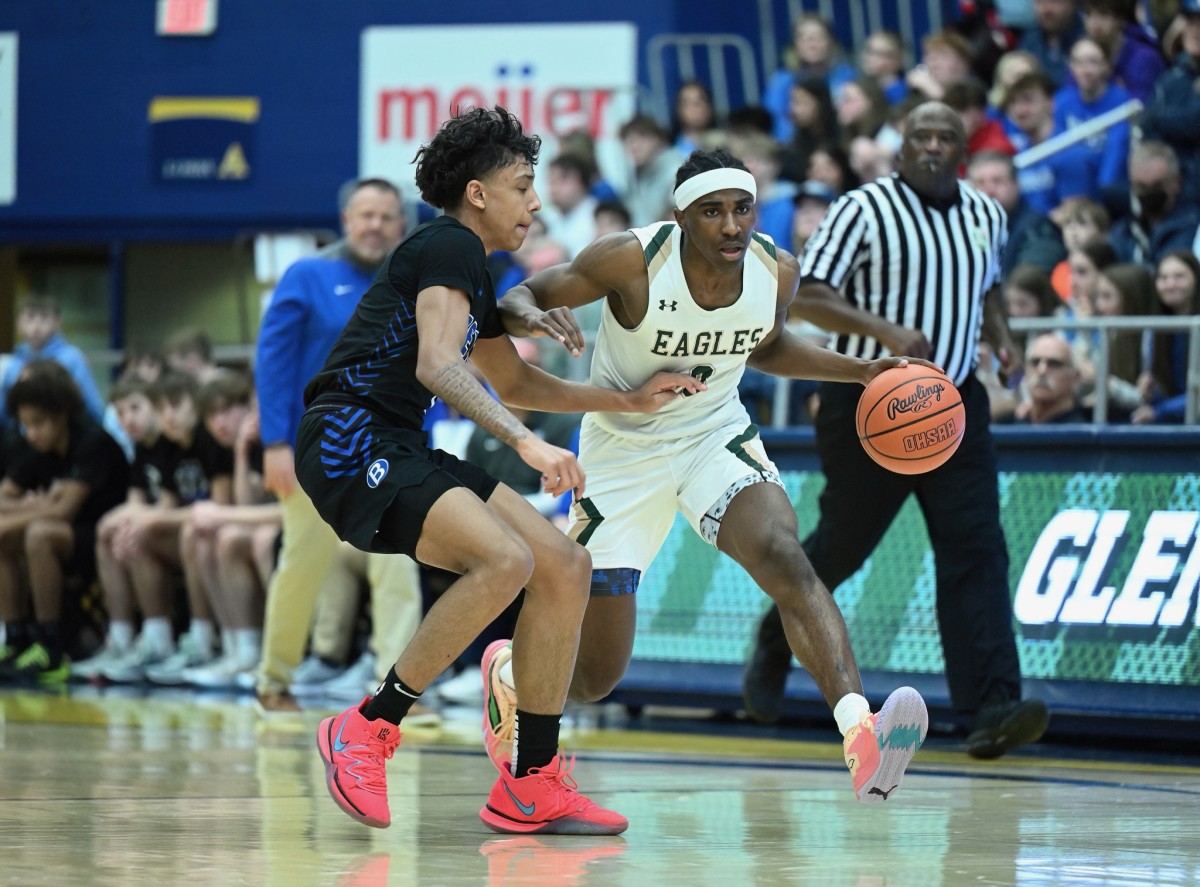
[856,366,965,475]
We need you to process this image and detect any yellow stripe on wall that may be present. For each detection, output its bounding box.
[148,97,260,123]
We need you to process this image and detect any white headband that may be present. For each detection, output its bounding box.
[673,168,757,211]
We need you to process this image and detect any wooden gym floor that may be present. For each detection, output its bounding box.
[2,686,1199,886]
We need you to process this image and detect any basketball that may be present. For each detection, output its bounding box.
[856,365,965,475]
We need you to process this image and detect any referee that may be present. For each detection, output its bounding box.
[743,101,1049,759]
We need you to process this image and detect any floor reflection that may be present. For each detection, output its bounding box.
[1,687,1198,886]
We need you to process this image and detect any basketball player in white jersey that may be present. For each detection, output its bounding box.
[492,148,939,803]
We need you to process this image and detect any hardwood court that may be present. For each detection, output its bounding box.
[2,688,1199,886]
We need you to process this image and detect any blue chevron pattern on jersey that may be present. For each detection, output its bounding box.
[335,297,419,396]
[319,406,373,478]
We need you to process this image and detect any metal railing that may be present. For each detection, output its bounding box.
[646,32,762,124]
[1013,99,1144,170]
[783,0,942,73]
[649,0,949,143]
[1009,315,1200,424]
[765,315,1200,427]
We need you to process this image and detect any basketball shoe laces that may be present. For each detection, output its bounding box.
[345,728,400,795]
[488,706,515,746]
[526,755,596,813]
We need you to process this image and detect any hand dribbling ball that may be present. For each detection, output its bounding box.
[856,366,965,475]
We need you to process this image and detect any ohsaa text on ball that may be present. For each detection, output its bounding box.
[903,418,957,452]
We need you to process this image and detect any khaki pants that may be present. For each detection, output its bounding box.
[256,487,342,694]
[309,542,422,682]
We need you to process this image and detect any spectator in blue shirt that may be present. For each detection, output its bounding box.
[969,151,1067,278]
[1109,141,1200,268]
[1019,0,1087,87]
[0,296,105,428]
[1001,71,1064,215]
[1052,37,1133,203]
[727,129,796,250]
[1139,1,1200,205]
[857,30,910,106]
[763,14,857,142]
[1081,0,1167,103]
[1134,250,1200,423]
[252,177,405,710]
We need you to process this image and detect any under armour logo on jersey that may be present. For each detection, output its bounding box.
[366,459,389,488]
[659,300,678,311]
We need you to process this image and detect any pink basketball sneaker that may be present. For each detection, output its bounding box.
[843,686,928,803]
[316,696,402,828]
[479,754,628,835]
[481,639,516,773]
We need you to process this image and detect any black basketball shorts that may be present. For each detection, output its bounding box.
[295,403,498,559]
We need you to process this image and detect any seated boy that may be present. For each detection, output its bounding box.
[0,361,128,683]
[100,372,234,683]
[76,376,179,678]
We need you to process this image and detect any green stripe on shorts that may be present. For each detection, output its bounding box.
[725,423,764,473]
[573,496,605,547]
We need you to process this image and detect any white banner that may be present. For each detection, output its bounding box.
[0,33,16,205]
[359,23,637,196]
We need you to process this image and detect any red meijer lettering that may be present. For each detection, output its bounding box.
[379,85,615,142]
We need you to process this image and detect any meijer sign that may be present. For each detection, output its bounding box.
[360,23,637,188]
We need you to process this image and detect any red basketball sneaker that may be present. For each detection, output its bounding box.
[479,754,628,835]
[481,639,516,773]
[843,686,928,803]
[316,696,402,828]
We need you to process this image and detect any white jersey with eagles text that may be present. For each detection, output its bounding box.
[587,221,778,440]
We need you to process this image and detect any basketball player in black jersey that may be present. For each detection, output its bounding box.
[296,106,700,834]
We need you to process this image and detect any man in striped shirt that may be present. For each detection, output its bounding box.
[744,101,1050,760]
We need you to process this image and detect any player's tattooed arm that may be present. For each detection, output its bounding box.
[426,359,529,449]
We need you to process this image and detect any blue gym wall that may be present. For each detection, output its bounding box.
[0,0,954,242]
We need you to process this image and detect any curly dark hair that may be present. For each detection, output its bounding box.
[674,148,750,190]
[7,359,84,420]
[413,106,541,210]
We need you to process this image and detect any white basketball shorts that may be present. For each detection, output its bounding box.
[566,416,783,572]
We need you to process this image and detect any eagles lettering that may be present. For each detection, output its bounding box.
[650,328,765,357]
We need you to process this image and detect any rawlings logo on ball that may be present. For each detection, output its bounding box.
[886,382,946,420]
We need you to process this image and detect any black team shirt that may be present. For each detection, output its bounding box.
[305,216,506,432]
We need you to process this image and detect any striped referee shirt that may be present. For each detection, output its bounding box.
[799,173,1007,386]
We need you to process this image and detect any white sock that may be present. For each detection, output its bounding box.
[220,628,235,658]
[190,620,215,653]
[834,693,871,737]
[141,617,175,655]
[0,621,6,647]
[109,621,135,650]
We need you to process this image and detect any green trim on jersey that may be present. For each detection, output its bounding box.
[750,231,777,260]
[643,224,675,266]
[573,496,605,547]
[725,424,765,473]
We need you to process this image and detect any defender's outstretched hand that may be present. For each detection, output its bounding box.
[522,306,587,358]
[624,371,707,413]
[516,436,586,496]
